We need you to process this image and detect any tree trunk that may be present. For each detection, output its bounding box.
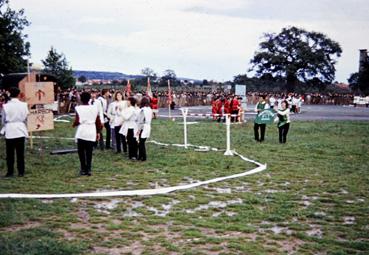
[286,73,297,93]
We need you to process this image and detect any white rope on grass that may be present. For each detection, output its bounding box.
[0,140,267,199]
[30,136,75,140]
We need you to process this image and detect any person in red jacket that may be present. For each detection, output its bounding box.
[230,95,240,122]
[150,93,159,119]
[223,96,231,121]
[211,96,218,120]
[215,96,223,122]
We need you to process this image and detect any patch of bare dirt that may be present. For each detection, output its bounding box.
[93,241,144,255]
[0,221,42,232]
[276,238,306,254]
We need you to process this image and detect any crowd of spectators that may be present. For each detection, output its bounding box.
[0,87,360,115]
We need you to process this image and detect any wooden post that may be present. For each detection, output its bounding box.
[181,108,188,148]
[224,114,233,156]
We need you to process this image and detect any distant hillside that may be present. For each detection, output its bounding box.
[73,70,202,83]
[73,70,143,80]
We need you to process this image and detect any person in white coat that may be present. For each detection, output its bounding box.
[1,87,29,177]
[120,97,139,160]
[107,91,128,154]
[137,97,152,161]
[97,89,111,149]
[90,90,105,150]
[73,92,103,176]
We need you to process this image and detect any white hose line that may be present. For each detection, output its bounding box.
[0,140,267,199]
[30,136,75,140]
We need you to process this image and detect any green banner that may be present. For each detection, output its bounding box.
[255,109,276,124]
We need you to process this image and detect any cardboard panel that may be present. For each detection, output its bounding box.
[22,82,54,105]
[27,109,54,132]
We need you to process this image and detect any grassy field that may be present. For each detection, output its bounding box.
[0,118,368,254]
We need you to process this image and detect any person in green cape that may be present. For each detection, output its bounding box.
[277,100,291,143]
[254,95,270,142]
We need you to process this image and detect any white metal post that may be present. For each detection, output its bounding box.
[181,108,188,148]
[224,114,233,156]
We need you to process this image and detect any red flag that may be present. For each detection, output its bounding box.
[126,79,132,96]
[167,79,172,105]
[146,77,153,98]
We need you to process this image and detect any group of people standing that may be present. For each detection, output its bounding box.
[211,95,244,123]
[72,89,153,176]
[268,93,303,113]
[254,95,291,144]
[1,85,292,179]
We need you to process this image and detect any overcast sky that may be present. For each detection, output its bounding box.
[10,0,369,82]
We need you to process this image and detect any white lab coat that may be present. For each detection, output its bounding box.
[137,106,152,139]
[74,105,98,142]
[89,99,104,126]
[1,98,29,139]
[97,96,108,123]
[119,106,139,137]
[107,100,128,127]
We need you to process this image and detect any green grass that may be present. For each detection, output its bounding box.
[0,119,368,254]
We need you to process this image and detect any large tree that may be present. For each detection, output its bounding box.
[141,67,157,80]
[250,26,342,92]
[160,69,177,86]
[42,47,75,89]
[0,0,30,75]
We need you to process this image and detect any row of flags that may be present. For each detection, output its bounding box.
[124,78,172,105]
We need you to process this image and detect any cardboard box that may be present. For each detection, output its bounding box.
[20,82,54,105]
[27,109,54,132]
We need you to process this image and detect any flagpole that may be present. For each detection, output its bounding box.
[147,77,152,98]
[27,58,33,149]
[168,80,171,119]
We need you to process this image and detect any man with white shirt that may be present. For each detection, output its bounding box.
[97,89,111,149]
[1,87,29,177]
[90,90,104,150]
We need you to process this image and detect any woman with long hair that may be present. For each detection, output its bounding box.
[120,97,139,160]
[137,97,152,161]
[107,91,128,153]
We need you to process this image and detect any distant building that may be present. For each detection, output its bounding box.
[359,49,369,72]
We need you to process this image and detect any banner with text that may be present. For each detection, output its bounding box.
[27,109,54,132]
[254,109,276,124]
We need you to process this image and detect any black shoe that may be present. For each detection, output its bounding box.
[86,172,92,176]
[5,173,14,178]
[18,173,24,177]
[79,171,87,176]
